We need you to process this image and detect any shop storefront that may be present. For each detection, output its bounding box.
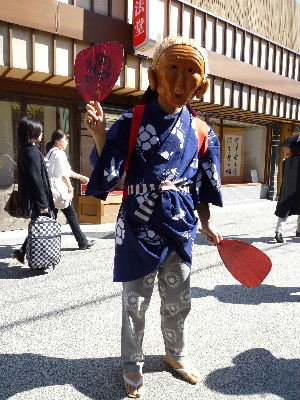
[0,91,79,230]
[206,115,270,201]
[0,89,126,229]
[0,99,71,188]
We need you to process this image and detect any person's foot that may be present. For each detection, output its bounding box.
[164,354,200,384]
[78,240,95,250]
[123,371,144,398]
[28,264,47,272]
[275,231,284,243]
[296,231,300,237]
[12,249,25,264]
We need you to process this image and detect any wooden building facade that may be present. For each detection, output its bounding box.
[0,0,300,230]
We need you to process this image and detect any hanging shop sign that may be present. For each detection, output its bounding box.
[133,0,157,52]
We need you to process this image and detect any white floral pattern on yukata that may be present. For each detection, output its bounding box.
[136,227,163,246]
[115,215,125,245]
[119,111,133,120]
[137,124,159,151]
[104,157,118,182]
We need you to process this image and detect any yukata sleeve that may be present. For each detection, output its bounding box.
[86,109,133,200]
[193,125,223,207]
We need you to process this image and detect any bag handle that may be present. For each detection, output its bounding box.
[47,147,57,161]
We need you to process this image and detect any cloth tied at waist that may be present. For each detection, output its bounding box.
[127,181,190,223]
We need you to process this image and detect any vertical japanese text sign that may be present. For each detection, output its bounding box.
[133,0,156,52]
[222,132,245,183]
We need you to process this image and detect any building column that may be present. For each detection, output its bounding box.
[267,123,281,200]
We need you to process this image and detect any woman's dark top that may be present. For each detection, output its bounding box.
[18,145,54,218]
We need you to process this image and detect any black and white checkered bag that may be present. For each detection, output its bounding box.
[26,215,61,270]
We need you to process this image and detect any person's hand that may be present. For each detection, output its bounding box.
[40,208,49,214]
[84,101,106,137]
[80,175,89,184]
[67,187,74,201]
[200,223,223,246]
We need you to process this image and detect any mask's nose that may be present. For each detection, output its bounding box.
[174,87,183,95]
[174,75,184,95]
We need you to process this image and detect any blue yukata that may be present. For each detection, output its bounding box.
[87,97,223,282]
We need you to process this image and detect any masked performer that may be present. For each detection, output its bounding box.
[84,36,223,398]
[275,130,300,243]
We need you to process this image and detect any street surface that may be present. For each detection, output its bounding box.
[0,199,299,400]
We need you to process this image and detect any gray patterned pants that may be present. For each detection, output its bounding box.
[121,251,191,373]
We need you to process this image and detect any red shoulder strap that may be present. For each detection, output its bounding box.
[195,117,208,157]
[122,104,147,199]
[124,104,147,172]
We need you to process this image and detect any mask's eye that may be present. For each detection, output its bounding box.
[171,65,177,69]
[188,68,194,73]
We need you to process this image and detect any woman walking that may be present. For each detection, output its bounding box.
[46,130,94,250]
[12,117,54,265]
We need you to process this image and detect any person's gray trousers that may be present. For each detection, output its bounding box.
[121,251,191,373]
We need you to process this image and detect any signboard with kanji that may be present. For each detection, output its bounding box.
[222,129,245,183]
[133,0,156,51]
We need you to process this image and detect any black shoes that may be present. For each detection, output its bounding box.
[12,249,25,264]
[78,240,95,250]
[275,232,284,243]
[275,231,300,242]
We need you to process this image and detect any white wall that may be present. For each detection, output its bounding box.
[244,126,267,183]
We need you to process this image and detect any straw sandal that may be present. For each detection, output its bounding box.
[164,356,200,384]
[123,374,144,398]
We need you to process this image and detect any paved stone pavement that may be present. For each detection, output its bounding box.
[0,199,299,400]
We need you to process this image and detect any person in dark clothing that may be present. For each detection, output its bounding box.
[275,133,300,243]
[12,117,55,265]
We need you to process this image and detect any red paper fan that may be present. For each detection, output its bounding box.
[217,239,272,288]
[74,41,124,102]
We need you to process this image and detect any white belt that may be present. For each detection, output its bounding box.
[127,181,190,223]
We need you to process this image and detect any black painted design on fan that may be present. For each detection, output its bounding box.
[85,53,112,83]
